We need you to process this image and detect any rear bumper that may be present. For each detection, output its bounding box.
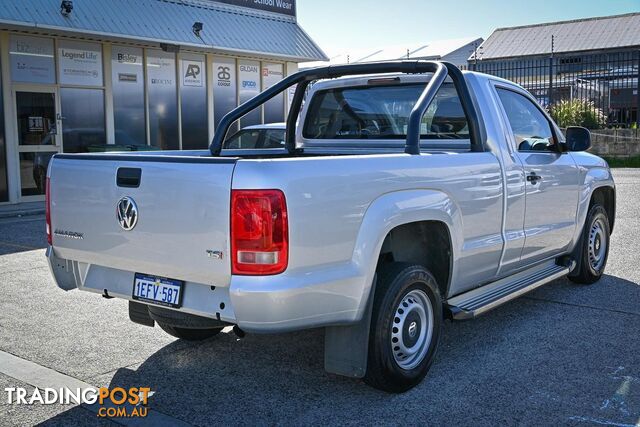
[47,247,237,324]
[47,248,369,333]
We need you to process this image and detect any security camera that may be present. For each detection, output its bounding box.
[60,0,73,16]
[193,22,204,37]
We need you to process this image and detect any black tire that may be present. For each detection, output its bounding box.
[156,322,223,341]
[364,263,442,393]
[569,204,610,285]
[147,306,226,341]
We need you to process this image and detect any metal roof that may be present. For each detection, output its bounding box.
[0,0,328,62]
[474,12,640,60]
[302,37,481,68]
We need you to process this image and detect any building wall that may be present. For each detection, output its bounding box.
[441,44,478,68]
[0,30,297,204]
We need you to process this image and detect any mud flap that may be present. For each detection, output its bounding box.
[324,276,375,378]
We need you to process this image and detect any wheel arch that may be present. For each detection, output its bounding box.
[351,189,463,319]
[377,221,453,299]
[590,185,615,233]
[568,168,615,277]
[326,191,459,379]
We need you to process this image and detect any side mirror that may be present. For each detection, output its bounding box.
[565,126,591,152]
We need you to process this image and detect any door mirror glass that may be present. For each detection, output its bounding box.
[565,126,591,152]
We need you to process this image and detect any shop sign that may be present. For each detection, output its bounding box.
[182,60,204,87]
[10,35,55,84]
[215,0,296,17]
[58,40,103,86]
[212,57,238,129]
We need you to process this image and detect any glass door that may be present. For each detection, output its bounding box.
[13,87,61,199]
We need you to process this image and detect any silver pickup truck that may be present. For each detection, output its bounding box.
[46,61,615,392]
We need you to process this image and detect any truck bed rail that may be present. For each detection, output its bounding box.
[209,61,484,156]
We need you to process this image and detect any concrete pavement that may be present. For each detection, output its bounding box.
[0,170,638,426]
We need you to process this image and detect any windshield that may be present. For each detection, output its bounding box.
[302,83,469,140]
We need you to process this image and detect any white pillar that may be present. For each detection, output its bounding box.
[1,31,18,203]
[103,43,115,145]
[285,62,299,115]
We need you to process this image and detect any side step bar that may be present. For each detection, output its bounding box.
[446,259,575,320]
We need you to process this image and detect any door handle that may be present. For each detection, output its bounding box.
[526,172,542,185]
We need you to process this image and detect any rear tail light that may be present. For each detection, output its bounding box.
[231,189,288,275]
[45,177,52,245]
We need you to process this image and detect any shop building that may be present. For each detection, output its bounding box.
[470,13,640,127]
[302,37,483,69]
[0,0,327,203]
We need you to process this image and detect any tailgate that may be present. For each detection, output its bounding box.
[49,154,236,286]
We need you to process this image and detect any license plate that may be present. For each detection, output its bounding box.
[132,273,183,308]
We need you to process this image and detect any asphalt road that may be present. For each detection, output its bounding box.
[0,169,639,426]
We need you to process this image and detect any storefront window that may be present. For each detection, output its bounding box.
[147,50,178,150]
[19,152,52,196]
[238,59,261,128]
[15,92,57,146]
[57,40,103,86]
[112,46,146,146]
[180,54,208,150]
[213,56,238,133]
[10,35,55,84]
[262,63,285,123]
[60,88,106,153]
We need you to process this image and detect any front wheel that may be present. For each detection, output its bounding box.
[364,263,442,393]
[569,204,611,285]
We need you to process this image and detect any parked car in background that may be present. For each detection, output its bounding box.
[223,123,285,149]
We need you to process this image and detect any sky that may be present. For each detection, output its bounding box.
[297,0,640,57]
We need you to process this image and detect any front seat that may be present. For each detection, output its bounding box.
[429,98,467,136]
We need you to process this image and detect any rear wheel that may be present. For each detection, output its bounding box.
[569,203,610,285]
[364,263,442,393]
[156,322,223,341]
[148,306,226,341]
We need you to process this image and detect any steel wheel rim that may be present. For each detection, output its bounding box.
[588,217,607,272]
[390,289,434,370]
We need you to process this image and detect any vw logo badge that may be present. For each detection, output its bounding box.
[408,321,418,338]
[116,196,138,231]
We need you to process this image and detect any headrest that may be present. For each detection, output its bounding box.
[430,98,467,134]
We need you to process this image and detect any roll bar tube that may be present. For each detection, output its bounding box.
[209,61,483,156]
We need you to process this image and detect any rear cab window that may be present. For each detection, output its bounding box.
[302,82,470,149]
[224,130,261,149]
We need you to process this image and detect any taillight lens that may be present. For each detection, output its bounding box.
[231,189,288,275]
[45,177,52,245]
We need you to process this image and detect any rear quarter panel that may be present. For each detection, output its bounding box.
[230,152,503,330]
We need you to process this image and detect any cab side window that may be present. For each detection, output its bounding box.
[496,88,556,152]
